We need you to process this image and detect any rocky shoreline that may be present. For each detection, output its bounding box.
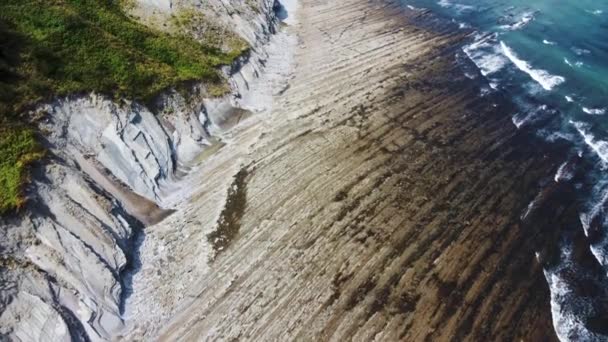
[0,0,573,340]
[126,0,563,340]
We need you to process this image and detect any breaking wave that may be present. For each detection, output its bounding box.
[500,41,565,91]
[500,11,536,31]
[570,120,608,164]
[582,107,606,115]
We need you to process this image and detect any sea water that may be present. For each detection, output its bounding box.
[400,1,608,340]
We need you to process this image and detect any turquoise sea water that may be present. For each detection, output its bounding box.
[400,1,608,340]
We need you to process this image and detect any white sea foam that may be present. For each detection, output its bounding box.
[501,11,536,31]
[511,113,526,128]
[554,161,573,182]
[565,58,585,68]
[583,187,608,275]
[463,34,508,77]
[524,82,544,95]
[543,39,556,45]
[512,117,524,128]
[580,182,608,272]
[474,53,508,76]
[455,4,475,14]
[570,120,608,163]
[572,47,591,56]
[581,187,608,232]
[587,9,603,15]
[565,95,574,102]
[542,245,607,342]
[450,19,470,29]
[463,72,476,79]
[511,104,554,129]
[545,130,576,143]
[520,196,539,220]
[438,0,451,7]
[437,0,474,14]
[546,272,576,342]
[582,107,606,115]
[591,243,608,271]
[544,269,599,342]
[500,41,565,91]
[580,213,591,237]
[479,87,491,97]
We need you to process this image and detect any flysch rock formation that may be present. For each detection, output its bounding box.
[0,0,288,340]
[1,0,567,341]
[124,0,563,341]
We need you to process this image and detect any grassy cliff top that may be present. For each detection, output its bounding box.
[0,126,44,213]
[0,0,249,213]
[0,0,247,117]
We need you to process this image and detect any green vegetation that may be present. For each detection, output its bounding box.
[0,127,44,213]
[170,8,250,64]
[0,0,249,212]
[0,0,248,116]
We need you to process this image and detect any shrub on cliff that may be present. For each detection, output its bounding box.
[0,127,43,213]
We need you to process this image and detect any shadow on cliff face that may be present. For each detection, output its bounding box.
[273,0,289,22]
[116,209,145,317]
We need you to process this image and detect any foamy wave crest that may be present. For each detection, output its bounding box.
[564,58,584,68]
[511,104,556,129]
[579,180,608,276]
[554,161,574,182]
[437,0,451,7]
[546,272,585,342]
[545,130,576,143]
[572,47,591,56]
[565,95,574,103]
[520,201,535,220]
[587,9,604,15]
[570,120,608,164]
[591,243,608,274]
[544,257,605,342]
[463,34,508,77]
[512,112,527,128]
[582,107,606,115]
[543,39,556,45]
[500,41,565,91]
[437,0,475,14]
[501,11,536,31]
[457,21,470,29]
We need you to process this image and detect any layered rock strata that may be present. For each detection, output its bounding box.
[0,0,284,340]
[126,0,561,341]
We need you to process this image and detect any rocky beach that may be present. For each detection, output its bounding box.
[127,0,564,340]
[0,0,584,340]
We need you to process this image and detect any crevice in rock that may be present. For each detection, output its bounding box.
[115,206,145,317]
[48,280,91,342]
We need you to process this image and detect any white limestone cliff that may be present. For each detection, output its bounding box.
[0,0,292,340]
